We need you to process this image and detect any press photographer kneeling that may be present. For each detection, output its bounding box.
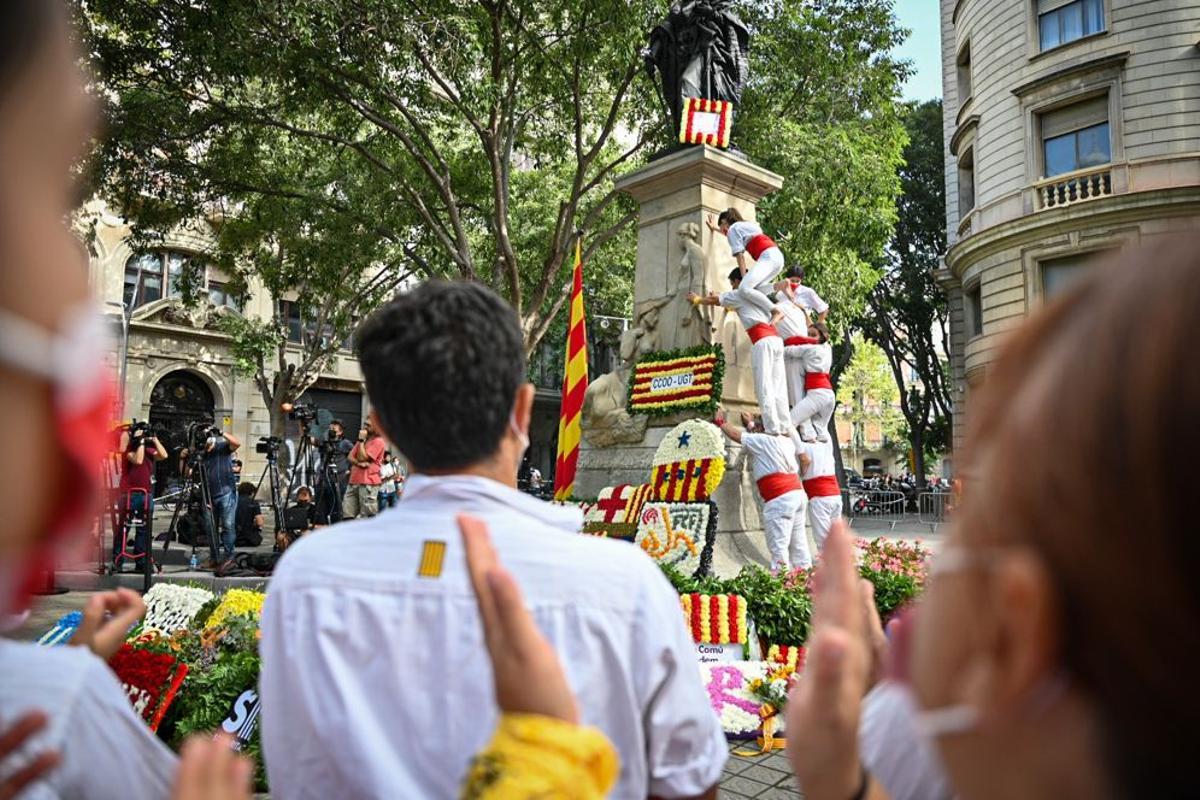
[235,482,264,548]
[114,421,167,570]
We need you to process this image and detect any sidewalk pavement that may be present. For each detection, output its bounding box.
[723,741,805,799]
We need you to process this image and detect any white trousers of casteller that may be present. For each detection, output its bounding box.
[751,337,792,435]
[735,246,785,317]
[762,489,810,570]
[785,358,806,409]
[791,387,835,441]
[808,494,843,552]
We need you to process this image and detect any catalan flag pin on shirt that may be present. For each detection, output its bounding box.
[417,541,446,578]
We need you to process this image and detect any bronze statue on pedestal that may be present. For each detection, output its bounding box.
[643,0,750,134]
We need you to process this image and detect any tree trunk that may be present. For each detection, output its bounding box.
[910,427,926,489]
[266,373,296,480]
[829,409,849,490]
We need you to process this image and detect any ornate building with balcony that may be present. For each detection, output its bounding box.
[939,0,1200,450]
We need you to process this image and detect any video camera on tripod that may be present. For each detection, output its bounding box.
[277,401,341,529]
[284,401,320,424]
[185,419,221,453]
[256,435,284,456]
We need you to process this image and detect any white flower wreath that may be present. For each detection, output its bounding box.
[142,583,214,634]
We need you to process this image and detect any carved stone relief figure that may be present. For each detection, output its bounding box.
[582,325,654,448]
[676,221,716,343]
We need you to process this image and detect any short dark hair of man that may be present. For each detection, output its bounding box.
[329,419,344,430]
[355,280,527,472]
[727,267,742,285]
[786,264,805,280]
[237,482,256,498]
[717,207,743,227]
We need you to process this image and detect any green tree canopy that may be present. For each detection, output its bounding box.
[78,0,911,419]
[857,99,951,482]
[837,332,903,463]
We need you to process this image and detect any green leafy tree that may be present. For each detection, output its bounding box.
[858,99,952,484]
[80,0,658,350]
[836,333,903,468]
[79,0,910,422]
[741,0,911,332]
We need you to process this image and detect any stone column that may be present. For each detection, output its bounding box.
[577,145,784,577]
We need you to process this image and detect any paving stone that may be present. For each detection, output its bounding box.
[720,775,774,797]
[738,763,793,786]
[761,752,791,773]
[753,786,804,800]
[723,754,757,775]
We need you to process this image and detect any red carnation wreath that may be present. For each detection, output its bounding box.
[108,643,189,732]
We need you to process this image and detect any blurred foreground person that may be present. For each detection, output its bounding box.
[261,281,726,799]
[0,2,249,797]
[788,241,1200,800]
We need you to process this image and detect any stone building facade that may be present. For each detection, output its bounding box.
[87,205,567,495]
[86,206,371,494]
[940,0,1200,451]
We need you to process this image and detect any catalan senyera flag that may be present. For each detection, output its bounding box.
[553,239,589,501]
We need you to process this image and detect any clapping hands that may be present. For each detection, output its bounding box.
[786,521,878,800]
[71,588,145,661]
[459,514,578,723]
[0,712,59,800]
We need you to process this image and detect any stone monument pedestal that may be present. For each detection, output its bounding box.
[578,145,784,577]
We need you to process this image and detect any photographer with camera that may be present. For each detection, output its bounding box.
[318,419,353,522]
[234,481,264,548]
[181,423,241,568]
[342,420,385,519]
[113,421,167,570]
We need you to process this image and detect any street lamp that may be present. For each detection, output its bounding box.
[107,257,144,419]
[105,299,132,420]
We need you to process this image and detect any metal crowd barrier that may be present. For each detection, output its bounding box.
[842,490,908,530]
[917,491,953,531]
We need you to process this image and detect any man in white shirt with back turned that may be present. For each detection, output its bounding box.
[259,280,726,799]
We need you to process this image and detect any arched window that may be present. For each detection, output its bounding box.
[123,252,185,309]
[123,250,241,311]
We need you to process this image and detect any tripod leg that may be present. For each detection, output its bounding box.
[141,498,154,592]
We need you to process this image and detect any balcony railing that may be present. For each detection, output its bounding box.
[957,212,974,239]
[1035,165,1113,211]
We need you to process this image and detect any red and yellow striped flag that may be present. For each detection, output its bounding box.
[553,239,589,501]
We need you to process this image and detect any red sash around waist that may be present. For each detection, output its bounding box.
[746,233,778,260]
[784,335,819,346]
[757,472,803,502]
[747,323,780,344]
[805,372,833,391]
[803,475,840,498]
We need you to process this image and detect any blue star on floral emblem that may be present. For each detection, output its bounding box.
[677,431,691,448]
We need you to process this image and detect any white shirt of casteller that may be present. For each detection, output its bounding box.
[720,289,772,330]
[726,220,765,257]
[741,432,801,481]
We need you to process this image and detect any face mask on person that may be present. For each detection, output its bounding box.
[0,307,114,613]
[890,547,1069,741]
